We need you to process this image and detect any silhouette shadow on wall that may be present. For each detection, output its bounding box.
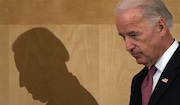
[12,27,98,105]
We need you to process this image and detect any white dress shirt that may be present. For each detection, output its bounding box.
[152,40,179,92]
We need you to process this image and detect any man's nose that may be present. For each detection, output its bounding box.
[125,37,135,51]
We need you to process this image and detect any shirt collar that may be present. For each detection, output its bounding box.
[155,40,179,72]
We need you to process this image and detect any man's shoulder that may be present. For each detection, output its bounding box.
[133,67,148,81]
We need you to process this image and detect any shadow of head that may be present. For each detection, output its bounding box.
[12,27,98,105]
[12,27,69,102]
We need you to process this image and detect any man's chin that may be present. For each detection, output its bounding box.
[135,59,145,65]
[136,60,150,66]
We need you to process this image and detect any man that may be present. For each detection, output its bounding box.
[115,0,180,105]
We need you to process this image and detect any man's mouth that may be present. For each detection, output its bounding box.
[131,52,141,58]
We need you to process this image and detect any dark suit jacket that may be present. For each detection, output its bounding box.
[129,44,180,105]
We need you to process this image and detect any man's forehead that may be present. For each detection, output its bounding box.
[118,27,140,36]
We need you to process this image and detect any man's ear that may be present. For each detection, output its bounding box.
[158,18,167,36]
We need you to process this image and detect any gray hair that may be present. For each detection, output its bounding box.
[114,0,173,28]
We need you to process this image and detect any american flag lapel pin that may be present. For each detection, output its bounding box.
[161,78,168,83]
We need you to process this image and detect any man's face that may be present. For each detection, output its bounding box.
[116,8,163,66]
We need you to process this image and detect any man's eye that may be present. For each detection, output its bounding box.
[130,33,139,39]
[130,34,137,37]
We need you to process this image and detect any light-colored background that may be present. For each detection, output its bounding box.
[0,0,180,105]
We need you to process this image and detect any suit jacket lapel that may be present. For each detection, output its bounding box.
[131,67,148,105]
[149,67,177,105]
[149,44,180,105]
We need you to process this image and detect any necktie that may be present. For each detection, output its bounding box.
[141,66,157,105]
